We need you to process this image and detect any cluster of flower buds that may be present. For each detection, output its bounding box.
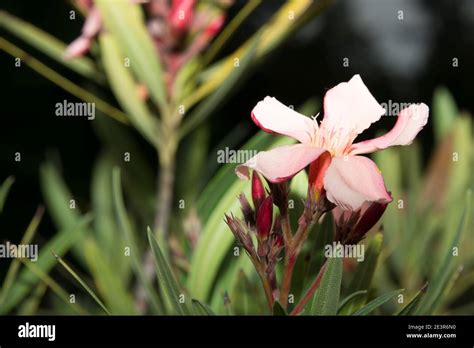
[333,199,390,245]
[225,172,284,286]
[66,0,232,93]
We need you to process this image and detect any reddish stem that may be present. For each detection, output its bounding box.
[290,259,328,316]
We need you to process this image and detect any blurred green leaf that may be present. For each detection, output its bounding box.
[232,270,265,315]
[0,214,92,314]
[340,234,383,315]
[192,299,215,316]
[111,168,163,314]
[83,238,136,314]
[352,289,404,316]
[432,87,458,141]
[0,10,103,82]
[0,207,43,306]
[417,190,472,314]
[95,0,167,113]
[309,256,342,315]
[147,227,190,315]
[99,33,160,147]
[0,176,14,213]
[179,35,260,138]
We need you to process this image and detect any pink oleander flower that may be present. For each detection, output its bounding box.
[236,75,429,211]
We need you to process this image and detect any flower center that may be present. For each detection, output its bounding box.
[307,117,356,156]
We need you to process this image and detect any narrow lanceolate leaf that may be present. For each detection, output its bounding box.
[0,176,15,213]
[18,258,88,315]
[99,33,160,148]
[147,227,190,315]
[0,10,102,82]
[416,190,472,314]
[339,234,383,315]
[95,0,168,113]
[352,289,404,316]
[192,299,216,316]
[398,283,428,316]
[309,256,343,315]
[338,290,368,314]
[53,252,110,315]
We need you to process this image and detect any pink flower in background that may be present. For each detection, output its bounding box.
[236,75,429,211]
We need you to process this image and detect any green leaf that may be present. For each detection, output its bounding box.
[147,227,190,315]
[99,33,160,147]
[338,290,368,314]
[179,35,260,138]
[0,175,14,213]
[231,270,262,315]
[54,252,110,315]
[352,289,404,316]
[192,299,216,316]
[83,237,136,314]
[0,207,43,306]
[111,168,163,314]
[398,283,428,316]
[187,132,295,301]
[273,301,287,316]
[309,256,343,315]
[18,258,88,315]
[432,87,458,141]
[0,10,103,82]
[339,234,383,315]
[95,0,167,112]
[416,190,472,314]
[0,215,92,314]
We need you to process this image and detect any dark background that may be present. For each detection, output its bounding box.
[1,0,473,259]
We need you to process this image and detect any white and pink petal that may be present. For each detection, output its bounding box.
[350,103,429,155]
[321,75,386,139]
[323,155,392,211]
[251,97,314,144]
[236,144,327,183]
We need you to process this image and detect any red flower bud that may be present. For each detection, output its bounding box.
[251,171,266,212]
[353,201,389,239]
[256,196,273,240]
[169,0,195,32]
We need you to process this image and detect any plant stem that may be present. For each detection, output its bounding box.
[279,210,323,309]
[290,258,328,316]
[154,154,176,238]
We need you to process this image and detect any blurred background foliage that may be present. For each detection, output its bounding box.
[0,0,473,315]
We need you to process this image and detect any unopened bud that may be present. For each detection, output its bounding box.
[256,196,273,240]
[251,171,266,212]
